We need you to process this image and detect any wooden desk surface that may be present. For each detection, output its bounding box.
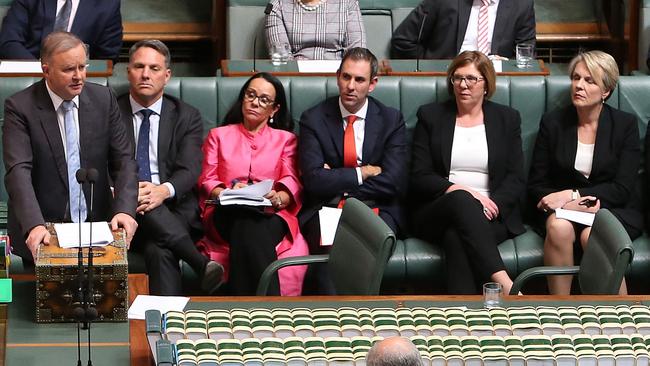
[220,59,550,77]
[129,294,650,365]
[0,60,113,77]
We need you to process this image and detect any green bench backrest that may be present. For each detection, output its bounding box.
[2,75,650,204]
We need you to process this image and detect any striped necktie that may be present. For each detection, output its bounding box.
[477,0,490,55]
[62,100,87,222]
[54,0,73,32]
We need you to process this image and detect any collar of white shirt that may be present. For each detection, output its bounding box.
[129,95,163,116]
[338,97,369,122]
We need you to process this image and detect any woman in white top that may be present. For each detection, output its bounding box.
[528,51,642,295]
[409,51,526,294]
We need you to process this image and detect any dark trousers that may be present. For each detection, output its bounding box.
[301,206,398,295]
[412,190,509,294]
[213,205,286,295]
[132,204,208,296]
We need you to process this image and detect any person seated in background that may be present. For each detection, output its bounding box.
[528,50,643,295]
[0,0,122,60]
[196,72,308,296]
[118,40,223,296]
[391,0,535,59]
[366,337,423,366]
[265,0,366,60]
[298,47,407,294]
[3,31,137,263]
[409,51,525,295]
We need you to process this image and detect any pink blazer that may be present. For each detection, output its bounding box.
[196,123,308,295]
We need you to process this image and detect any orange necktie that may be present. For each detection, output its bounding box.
[343,115,358,167]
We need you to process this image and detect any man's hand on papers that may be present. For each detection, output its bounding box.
[110,213,138,249]
[26,225,50,260]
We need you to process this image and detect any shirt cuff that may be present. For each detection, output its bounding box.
[163,182,176,199]
[355,167,363,185]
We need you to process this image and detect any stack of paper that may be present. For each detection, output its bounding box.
[219,179,273,207]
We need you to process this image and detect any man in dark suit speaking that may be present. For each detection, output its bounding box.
[391,0,536,59]
[0,0,122,60]
[117,40,223,295]
[2,31,138,262]
[298,47,407,293]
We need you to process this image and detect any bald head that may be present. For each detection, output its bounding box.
[366,337,423,366]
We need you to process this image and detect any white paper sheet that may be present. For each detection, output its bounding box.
[318,206,342,246]
[127,295,190,320]
[219,179,273,206]
[297,60,341,73]
[54,222,114,248]
[0,61,42,73]
[555,208,595,226]
[491,59,503,72]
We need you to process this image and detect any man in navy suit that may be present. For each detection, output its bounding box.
[3,32,137,262]
[0,0,122,60]
[298,47,407,293]
[391,0,535,59]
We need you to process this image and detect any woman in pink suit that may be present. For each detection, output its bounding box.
[196,73,308,295]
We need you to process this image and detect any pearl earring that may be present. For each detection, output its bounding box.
[269,116,274,124]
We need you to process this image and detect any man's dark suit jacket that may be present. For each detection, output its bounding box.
[117,94,203,235]
[391,0,536,59]
[298,96,407,234]
[3,80,137,260]
[0,0,122,60]
[410,100,525,236]
[529,104,643,239]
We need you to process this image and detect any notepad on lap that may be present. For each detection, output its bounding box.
[555,208,595,226]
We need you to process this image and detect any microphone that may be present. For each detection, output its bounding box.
[252,3,274,72]
[415,10,429,72]
[74,168,87,366]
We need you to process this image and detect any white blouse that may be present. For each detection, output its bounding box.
[575,141,595,178]
[449,124,490,197]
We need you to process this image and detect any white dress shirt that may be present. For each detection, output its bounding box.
[339,98,369,185]
[45,81,80,159]
[129,95,176,198]
[460,0,500,55]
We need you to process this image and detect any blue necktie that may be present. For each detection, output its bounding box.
[136,109,153,181]
[53,0,72,32]
[62,100,87,223]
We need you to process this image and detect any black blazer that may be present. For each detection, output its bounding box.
[298,96,407,232]
[3,80,137,260]
[0,0,122,60]
[391,0,536,59]
[410,99,525,236]
[117,94,204,233]
[528,104,643,238]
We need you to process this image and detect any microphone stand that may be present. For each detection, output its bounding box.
[252,3,274,72]
[415,11,428,72]
[85,168,99,366]
[74,168,87,366]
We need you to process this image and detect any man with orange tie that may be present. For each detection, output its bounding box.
[298,47,407,293]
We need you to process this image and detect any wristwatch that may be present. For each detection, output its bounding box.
[571,190,579,200]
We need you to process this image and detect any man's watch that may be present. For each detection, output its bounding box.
[571,190,579,200]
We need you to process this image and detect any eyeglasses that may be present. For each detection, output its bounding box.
[450,74,485,87]
[243,89,275,108]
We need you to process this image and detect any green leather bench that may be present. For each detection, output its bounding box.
[2,75,650,293]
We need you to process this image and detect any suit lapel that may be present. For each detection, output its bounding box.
[70,0,91,33]
[561,107,582,181]
[43,0,57,35]
[440,103,456,175]
[590,105,613,179]
[157,98,175,182]
[457,0,473,52]
[78,88,93,172]
[483,102,498,175]
[36,81,68,187]
[493,0,513,54]
[362,99,380,164]
[324,98,345,164]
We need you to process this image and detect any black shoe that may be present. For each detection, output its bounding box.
[201,260,225,295]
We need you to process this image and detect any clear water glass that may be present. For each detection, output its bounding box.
[271,44,291,66]
[483,282,503,308]
[516,43,534,68]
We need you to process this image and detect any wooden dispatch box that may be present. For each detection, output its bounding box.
[35,223,128,323]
